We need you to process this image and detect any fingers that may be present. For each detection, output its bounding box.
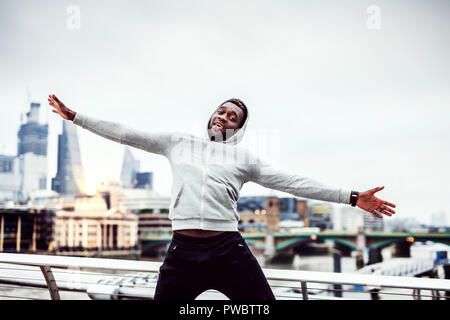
[369,186,384,194]
[368,202,396,219]
[52,94,62,104]
[48,95,60,110]
[372,209,393,218]
[380,210,392,217]
[48,95,55,104]
[48,94,58,103]
[372,202,395,218]
[380,204,395,214]
[48,94,62,117]
[383,201,396,208]
[371,210,383,219]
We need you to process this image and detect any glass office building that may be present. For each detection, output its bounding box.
[52,121,86,195]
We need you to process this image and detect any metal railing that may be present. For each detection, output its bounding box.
[0,253,449,300]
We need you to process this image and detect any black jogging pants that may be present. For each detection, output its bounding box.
[154,230,276,300]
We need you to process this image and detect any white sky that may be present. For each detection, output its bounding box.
[0,0,449,225]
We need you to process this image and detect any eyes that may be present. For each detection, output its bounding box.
[217,109,237,122]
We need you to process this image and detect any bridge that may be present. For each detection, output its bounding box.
[140,231,450,256]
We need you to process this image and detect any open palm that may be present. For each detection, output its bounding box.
[357,186,396,219]
[48,94,75,121]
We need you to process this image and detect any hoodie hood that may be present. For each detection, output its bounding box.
[205,104,249,146]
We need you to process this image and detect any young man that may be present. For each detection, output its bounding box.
[48,94,396,300]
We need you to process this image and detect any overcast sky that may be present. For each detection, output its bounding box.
[1,0,449,225]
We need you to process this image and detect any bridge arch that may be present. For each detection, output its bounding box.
[245,239,266,249]
[371,239,399,250]
[276,237,310,250]
[330,238,357,251]
[276,237,357,251]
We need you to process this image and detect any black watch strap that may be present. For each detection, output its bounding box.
[350,191,359,207]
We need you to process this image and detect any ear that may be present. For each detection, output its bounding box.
[239,115,247,128]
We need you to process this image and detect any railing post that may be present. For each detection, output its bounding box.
[0,214,4,252]
[332,249,343,297]
[40,266,61,300]
[300,281,308,300]
[16,215,21,252]
[413,288,421,300]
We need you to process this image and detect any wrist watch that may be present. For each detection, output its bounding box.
[350,191,359,207]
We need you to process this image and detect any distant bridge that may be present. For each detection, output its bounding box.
[248,231,450,251]
[140,231,450,253]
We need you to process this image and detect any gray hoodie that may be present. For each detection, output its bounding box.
[73,107,351,232]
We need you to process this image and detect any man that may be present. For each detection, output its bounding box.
[48,94,396,300]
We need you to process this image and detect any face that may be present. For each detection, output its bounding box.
[208,102,245,141]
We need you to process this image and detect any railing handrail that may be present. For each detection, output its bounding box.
[264,269,450,291]
[1,253,449,292]
[0,253,162,273]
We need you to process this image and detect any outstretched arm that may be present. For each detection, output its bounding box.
[48,94,173,156]
[248,155,396,218]
[248,157,351,204]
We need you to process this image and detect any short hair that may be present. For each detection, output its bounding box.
[221,98,247,128]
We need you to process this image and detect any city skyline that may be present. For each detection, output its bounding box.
[1,1,449,225]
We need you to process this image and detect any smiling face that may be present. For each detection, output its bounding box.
[208,102,245,142]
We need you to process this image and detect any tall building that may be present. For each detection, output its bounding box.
[17,102,48,200]
[237,196,279,232]
[17,103,48,156]
[279,197,299,221]
[120,147,152,190]
[296,200,309,227]
[339,206,364,232]
[278,197,308,224]
[52,121,86,195]
[308,202,333,230]
[0,155,21,201]
[135,172,152,190]
[120,146,140,188]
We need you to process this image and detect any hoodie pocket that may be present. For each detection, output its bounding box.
[201,183,237,220]
[221,184,236,210]
[172,183,184,209]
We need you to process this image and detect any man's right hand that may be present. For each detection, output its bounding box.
[48,94,76,121]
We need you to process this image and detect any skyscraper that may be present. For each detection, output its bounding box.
[120,146,140,188]
[17,102,48,200]
[52,121,86,195]
[135,172,152,190]
[0,155,21,200]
